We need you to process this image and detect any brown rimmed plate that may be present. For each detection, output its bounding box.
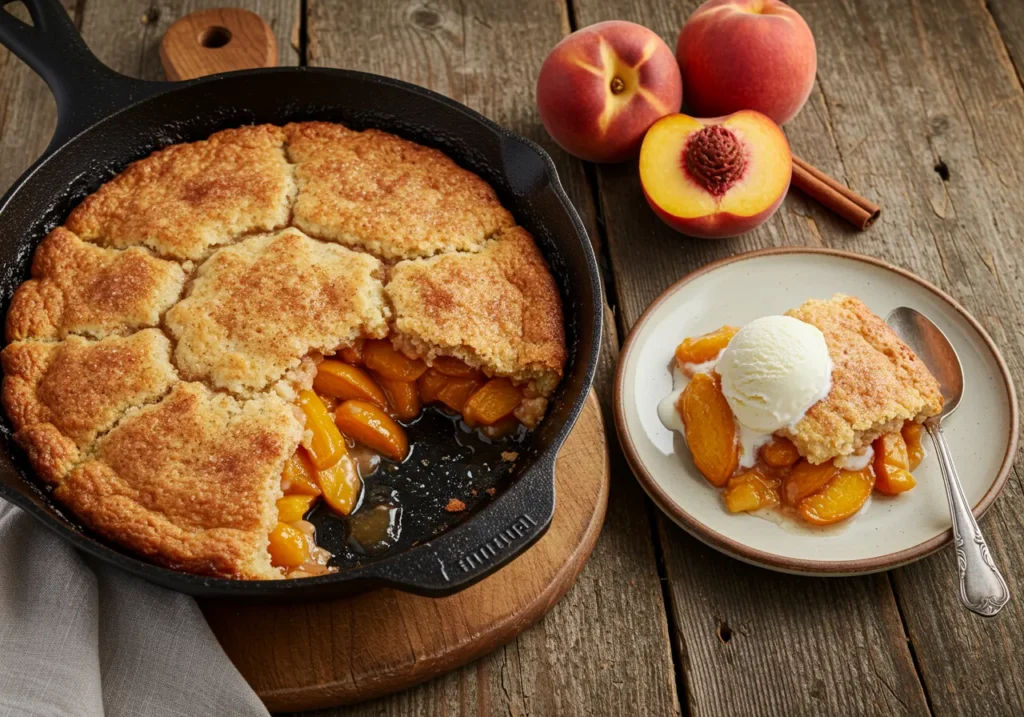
[613,248,1018,575]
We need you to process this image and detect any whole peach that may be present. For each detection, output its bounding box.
[537,21,682,163]
[676,0,816,125]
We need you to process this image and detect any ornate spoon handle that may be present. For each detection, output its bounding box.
[926,420,1010,616]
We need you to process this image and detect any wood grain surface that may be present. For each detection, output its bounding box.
[203,391,608,713]
[2,0,1024,715]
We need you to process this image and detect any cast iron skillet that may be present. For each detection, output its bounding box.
[0,0,601,599]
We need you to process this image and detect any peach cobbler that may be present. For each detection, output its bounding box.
[1,123,565,579]
[660,295,942,525]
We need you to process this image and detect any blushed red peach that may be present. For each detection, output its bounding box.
[639,110,791,238]
[537,21,682,163]
[676,0,817,125]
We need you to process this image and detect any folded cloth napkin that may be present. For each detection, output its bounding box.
[0,500,271,717]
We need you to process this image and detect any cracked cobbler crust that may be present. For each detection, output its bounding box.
[1,330,177,483]
[67,125,296,261]
[55,383,302,580]
[388,226,566,396]
[166,228,389,397]
[780,294,944,464]
[5,227,185,342]
[285,122,514,260]
[1,121,566,580]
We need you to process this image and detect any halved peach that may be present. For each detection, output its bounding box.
[639,111,791,239]
[679,372,739,486]
[798,468,874,525]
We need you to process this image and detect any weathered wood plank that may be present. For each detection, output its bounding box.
[302,0,679,715]
[793,0,1024,714]
[988,0,1024,85]
[571,0,948,714]
[0,1,78,191]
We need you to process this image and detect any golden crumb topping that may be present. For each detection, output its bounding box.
[67,125,295,261]
[781,294,944,464]
[285,122,513,260]
[166,228,389,396]
[5,227,185,342]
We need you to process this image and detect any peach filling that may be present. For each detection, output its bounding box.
[674,326,927,527]
[268,341,541,576]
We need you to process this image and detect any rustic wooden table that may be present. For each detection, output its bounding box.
[2,1,1023,715]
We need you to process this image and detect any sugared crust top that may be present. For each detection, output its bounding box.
[66,125,296,261]
[166,228,389,396]
[285,122,514,261]
[5,227,185,342]
[1,330,177,483]
[55,383,302,579]
[387,226,565,394]
[2,121,567,580]
[782,294,944,463]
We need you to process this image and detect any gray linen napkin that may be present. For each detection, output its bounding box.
[0,500,271,717]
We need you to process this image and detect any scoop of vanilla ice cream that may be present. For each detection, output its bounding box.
[716,315,833,433]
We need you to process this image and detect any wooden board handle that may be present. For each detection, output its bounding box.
[159,8,277,80]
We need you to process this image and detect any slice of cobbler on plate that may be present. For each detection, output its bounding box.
[661,294,942,526]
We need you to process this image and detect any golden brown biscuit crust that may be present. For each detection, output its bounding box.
[387,226,565,396]
[5,228,185,342]
[67,125,295,261]
[56,383,302,580]
[3,122,567,580]
[286,122,514,261]
[1,330,177,482]
[781,294,944,464]
[166,228,389,396]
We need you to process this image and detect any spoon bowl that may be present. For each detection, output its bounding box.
[887,307,964,417]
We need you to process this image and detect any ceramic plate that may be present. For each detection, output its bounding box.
[614,248,1018,575]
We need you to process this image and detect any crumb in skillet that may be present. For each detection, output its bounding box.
[501,451,519,462]
[445,498,466,513]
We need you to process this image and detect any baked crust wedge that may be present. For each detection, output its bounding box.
[781,294,944,464]
[5,227,185,342]
[67,125,296,261]
[166,228,389,398]
[387,225,565,398]
[55,382,303,580]
[1,330,177,483]
[286,122,514,261]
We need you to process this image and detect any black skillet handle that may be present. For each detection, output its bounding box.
[0,0,164,152]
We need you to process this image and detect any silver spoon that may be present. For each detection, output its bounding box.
[886,307,1010,616]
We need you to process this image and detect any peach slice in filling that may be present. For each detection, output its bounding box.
[639,110,792,239]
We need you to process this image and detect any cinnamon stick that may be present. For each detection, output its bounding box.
[790,155,880,230]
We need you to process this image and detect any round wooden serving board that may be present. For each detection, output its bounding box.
[200,391,608,712]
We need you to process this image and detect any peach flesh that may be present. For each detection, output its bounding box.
[639,110,791,239]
